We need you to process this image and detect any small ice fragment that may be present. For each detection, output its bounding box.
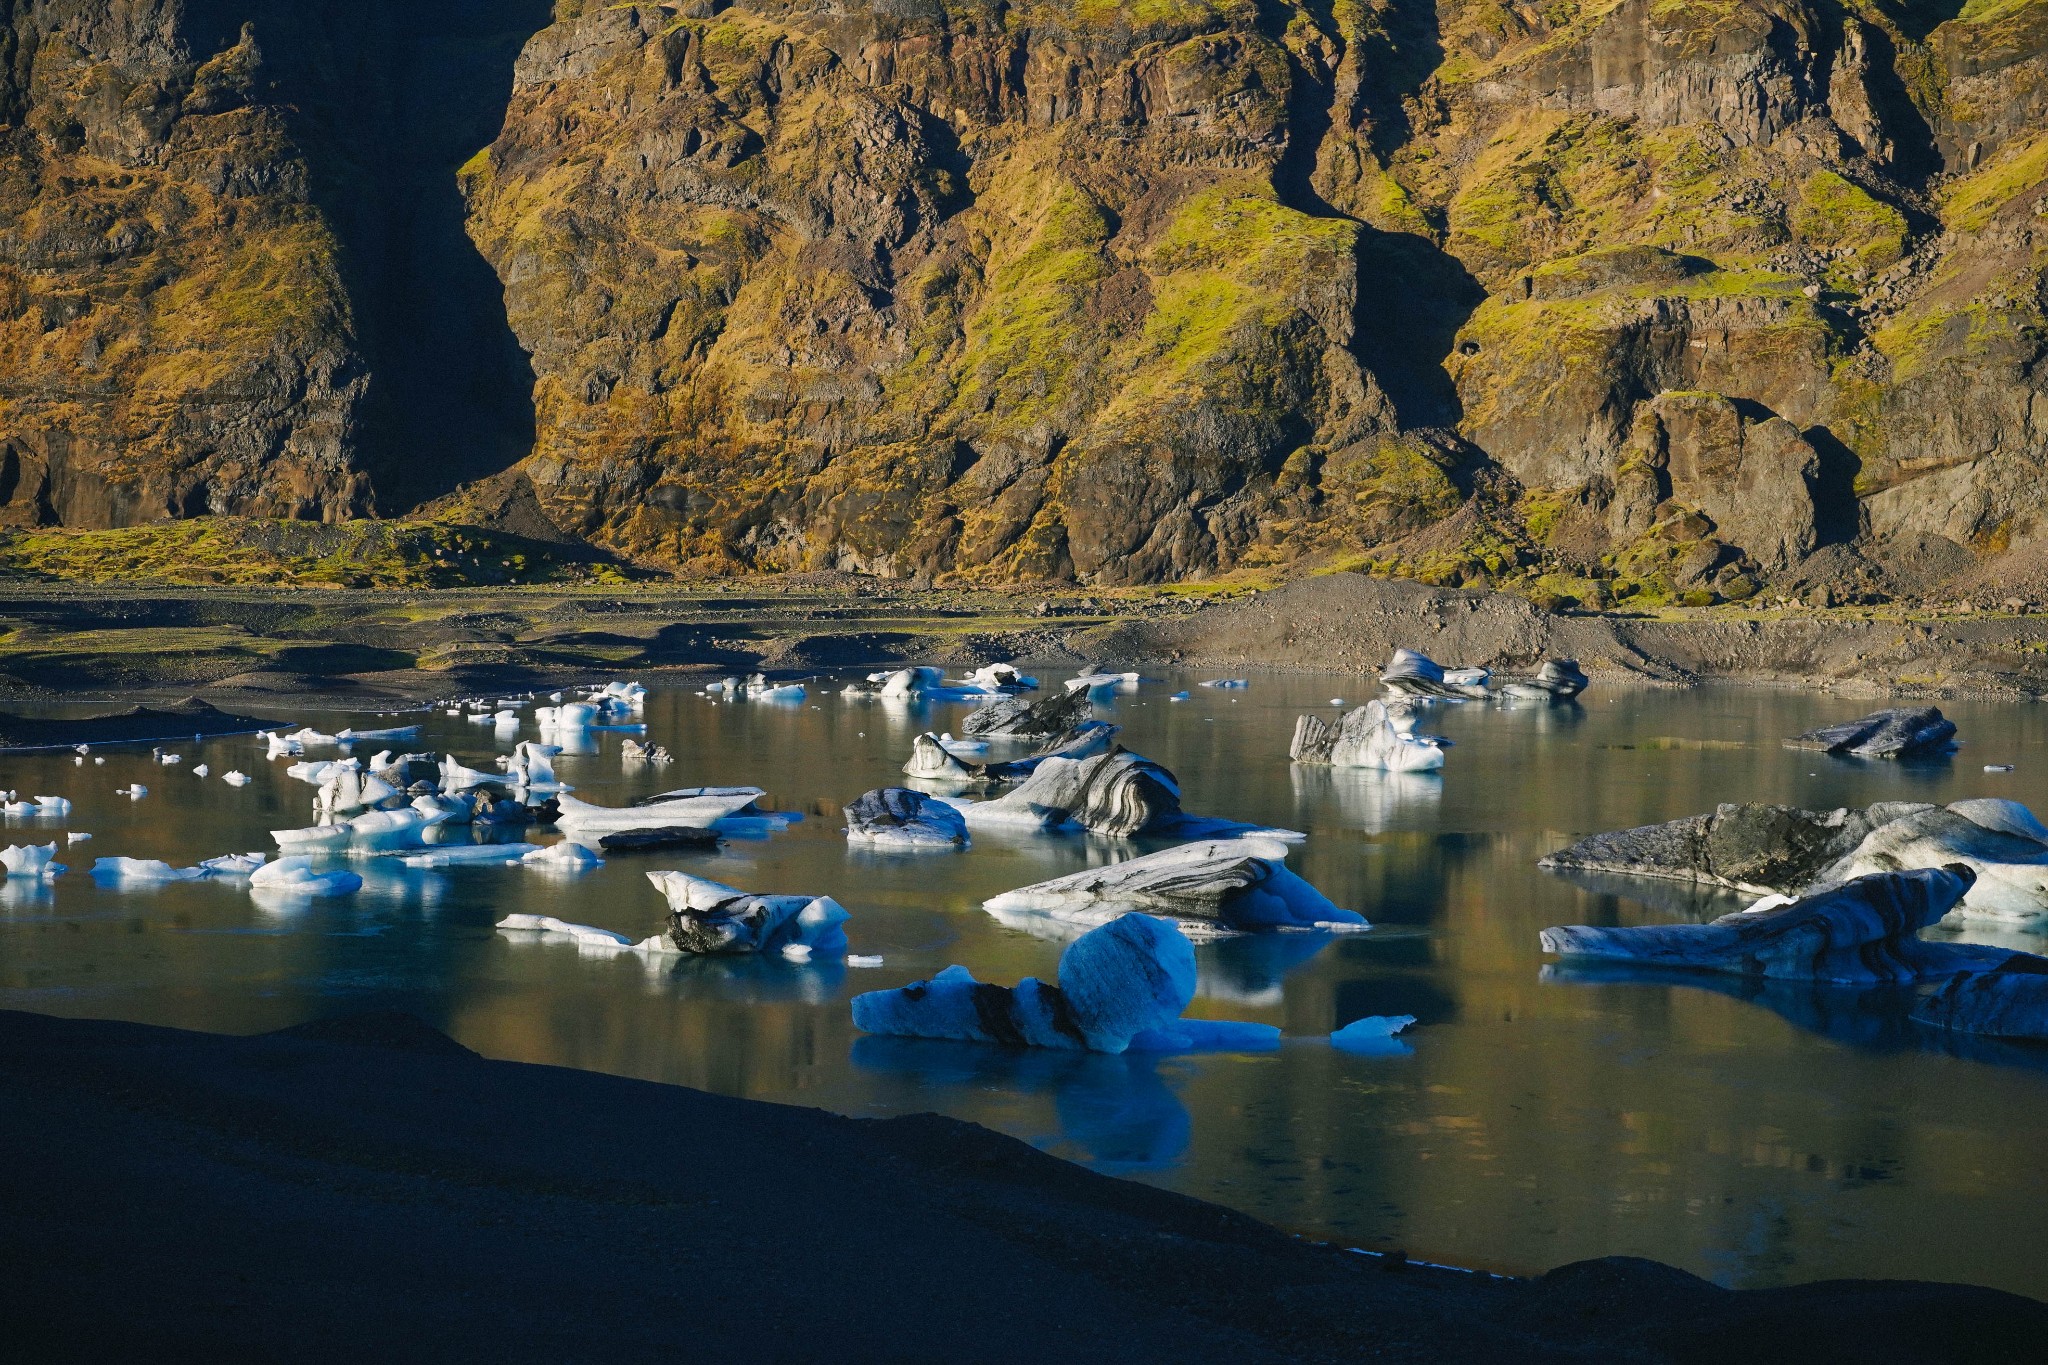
[198,852,268,877]
[118,785,147,799]
[1169,692,1190,702]
[1987,764,2016,773]
[1330,1014,1417,1053]
[67,832,92,843]
[192,764,210,778]
[846,955,886,967]
[781,943,814,963]
[1330,698,1344,707]
[91,857,204,884]
[522,841,603,871]
[93,757,105,766]
[222,771,251,787]
[496,913,635,950]
[157,753,183,766]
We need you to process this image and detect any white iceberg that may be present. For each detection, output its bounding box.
[1290,701,1446,773]
[272,824,355,852]
[522,841,603,872]
[398,843,540,867]
[499,741,567,791]
[338,725,422,743]
[984,838,1365,936]
[645,872,850,956]
[844,788,971,849]
[437,755,504,791]
[222,771,251,787]
[1,843,64,878]
[117,785,148,800]
[1199,679,1249,690]
[249,857,363,897]
[91,857,205,884]
[495,913,639,952]
[554,788,765,835]
[191,764,210,778]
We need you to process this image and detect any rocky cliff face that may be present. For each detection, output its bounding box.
[3,0,2046,598]
[0,0,544,527]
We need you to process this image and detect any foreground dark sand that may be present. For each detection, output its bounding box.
[1,1010,2040,1363]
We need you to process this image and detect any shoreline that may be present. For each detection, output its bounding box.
[2,574,2046,709]
[2,1007,2041,1362]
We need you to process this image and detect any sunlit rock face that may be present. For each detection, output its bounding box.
[13,2,2048,594]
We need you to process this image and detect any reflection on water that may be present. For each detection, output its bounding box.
[4,676,2048,1294]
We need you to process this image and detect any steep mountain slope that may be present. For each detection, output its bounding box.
[2,0,2045,599]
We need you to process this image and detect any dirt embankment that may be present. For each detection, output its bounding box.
[1080,575,2048,699]
[2,1009,2041,1363]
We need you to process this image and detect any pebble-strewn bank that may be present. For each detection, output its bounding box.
[0,1009,2041,1363]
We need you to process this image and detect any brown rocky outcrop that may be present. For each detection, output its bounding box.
[0,0,2043,601]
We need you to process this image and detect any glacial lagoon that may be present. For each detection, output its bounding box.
[3,675,2047,1295]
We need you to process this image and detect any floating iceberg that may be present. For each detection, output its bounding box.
[1,843,63,878]
[984,838,1364,935]
[965,663,1036,691]
[1330,1014,1418,1054]
[437,756,504,791]
[1788,707,1956,759]
[1199,679,1249,690]
[902,721,1118,783]
[31,796,71,817]
[1912,961,2048,1039]
[620,739,673,764]
[191,764,211,778]
[749,683,806,703]
[116,785,148,800]
[960,688,1093,739]
[1540,798,2048,926]
[1380,649,1490,699]
[500,741,567,791]
[961,750,1181,836]
[644,872,851,956]
[854,913,1225,1053]
[844,788,970,849]
[1499,659,1589,702]
[248,856,363,897]
[90,857,205,884]
[271,823,355,853]
[522,840,602,871]
[411,791,473,825]
[317,763,402,817]
[1290,701,1446,772]
[398,843,541,867]
[554,788,765,835]
[197,852,268,877]
[222,771,251,787]
[66,832,92,844]
[1538,867,2017,984]
[495,913,638,952]
[338,725,421,744]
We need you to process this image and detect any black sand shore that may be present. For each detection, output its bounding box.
[1,1009,2039,1363]
[4,575,2048,710]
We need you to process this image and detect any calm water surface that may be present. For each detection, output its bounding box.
[5,674,2048,1294]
